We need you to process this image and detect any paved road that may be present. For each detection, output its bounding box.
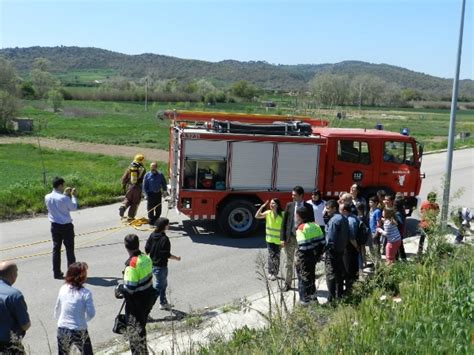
[0,148,472,354]
[419,148,473,209]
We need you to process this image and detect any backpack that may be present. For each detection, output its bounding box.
[356,218,370,245]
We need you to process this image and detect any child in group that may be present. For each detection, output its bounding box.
[376,207,402,265]
[356,203,370,269]
[255,198,284,281]
[145,217,181,310]
[368,196,382,262]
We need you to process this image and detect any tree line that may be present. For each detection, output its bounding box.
[1,53,473,132]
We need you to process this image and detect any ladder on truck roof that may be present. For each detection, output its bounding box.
[162,110,329,127]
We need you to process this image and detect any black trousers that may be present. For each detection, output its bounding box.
[296,249,317,302]
[325,249,345,302]
[343,244,359,294]
[125,287,155,355]
[267,242,281,276]
[147,192,162,225]
[51,223,76,276]
[57,328,93,355]
[126,314,148,355]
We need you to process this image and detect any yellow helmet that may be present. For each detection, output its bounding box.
[134,154,145,163]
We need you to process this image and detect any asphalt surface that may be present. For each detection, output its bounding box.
[0,148,472,354]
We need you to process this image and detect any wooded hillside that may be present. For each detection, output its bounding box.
[1,46,473,100]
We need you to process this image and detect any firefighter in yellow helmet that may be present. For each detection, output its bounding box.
[119,154,146,220]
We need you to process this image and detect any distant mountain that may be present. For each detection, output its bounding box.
[1,46,473,98]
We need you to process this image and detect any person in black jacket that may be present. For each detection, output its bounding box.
[280,186,315,292]
[144,218,181,310]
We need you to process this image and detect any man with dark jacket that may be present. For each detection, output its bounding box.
[280,186,315,292]
[145,218,181,310]
[324,199,349,302]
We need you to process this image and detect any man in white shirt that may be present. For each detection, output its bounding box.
[45,177,78,279]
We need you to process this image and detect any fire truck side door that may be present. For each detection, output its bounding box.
[326,139,373,196]
[379,140,418,196]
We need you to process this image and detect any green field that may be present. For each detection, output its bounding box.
[18,99,474,152]
[0,143,166,219]
[55,69,118,86]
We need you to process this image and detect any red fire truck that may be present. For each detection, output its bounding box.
[165,110,424,236]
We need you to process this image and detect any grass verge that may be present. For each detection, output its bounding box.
[200,241,473,354]
[0,143,166,219]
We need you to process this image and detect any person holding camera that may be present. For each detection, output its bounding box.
[45,177,78,280]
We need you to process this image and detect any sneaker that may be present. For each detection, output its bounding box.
[119,206,125,218]
[299,300,310,306]
[54,272,64,280]
[160,303,173,310]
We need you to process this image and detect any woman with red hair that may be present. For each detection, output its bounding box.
[54,262,95,355]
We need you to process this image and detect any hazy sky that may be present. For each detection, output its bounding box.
[1,0,472,79]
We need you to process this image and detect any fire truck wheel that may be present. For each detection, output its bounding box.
[218,199,258,237]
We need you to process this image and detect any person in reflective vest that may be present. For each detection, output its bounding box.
[255,199,284,281]
[116,234,155,354]
[295,206,325,305]
[119,154,146,220]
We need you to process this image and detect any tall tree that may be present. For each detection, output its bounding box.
[309,73,349,106]
[0,57,18,95]
[0,58,19,131]
[231,80,257,100]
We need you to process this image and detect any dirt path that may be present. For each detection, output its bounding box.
[0,136,169,162]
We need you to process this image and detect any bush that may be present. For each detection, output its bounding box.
[19,82,36,99]
[48,89,64,112]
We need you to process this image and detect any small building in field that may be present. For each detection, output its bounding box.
[11,118,33,132]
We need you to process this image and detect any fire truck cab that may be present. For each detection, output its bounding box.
[165,110,424,237]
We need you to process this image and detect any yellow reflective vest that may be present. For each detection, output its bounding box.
[123,253,153,294]
[295,222,325,251]
[265,212,283,245]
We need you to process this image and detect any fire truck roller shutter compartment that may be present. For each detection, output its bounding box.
[275,143,320,191]
[230,142,273,190]
[184,139,227,159]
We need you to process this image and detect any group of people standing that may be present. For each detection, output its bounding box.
[1,152,449,353]
[0,154,174,354]
[256,184,441,305]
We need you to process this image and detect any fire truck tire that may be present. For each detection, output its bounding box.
[218,199,258,237]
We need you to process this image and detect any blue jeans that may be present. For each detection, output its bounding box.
[152,266,168,305]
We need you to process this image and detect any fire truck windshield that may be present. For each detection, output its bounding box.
[383,141,416,166]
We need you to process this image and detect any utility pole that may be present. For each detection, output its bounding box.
[441,0,466,228]
[145,76,148,112]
